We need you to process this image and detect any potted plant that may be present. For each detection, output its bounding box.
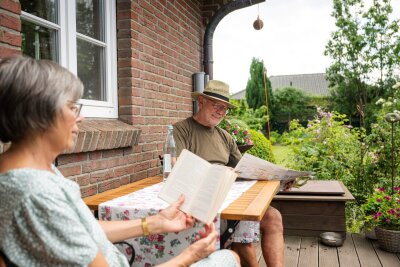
[219,118,253,153]
[361,187,400,252]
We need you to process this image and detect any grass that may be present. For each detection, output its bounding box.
[272,145,292,167]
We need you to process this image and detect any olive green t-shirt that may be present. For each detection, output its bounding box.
[173,117,242,168]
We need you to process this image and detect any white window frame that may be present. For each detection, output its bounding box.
[21,0,118,118]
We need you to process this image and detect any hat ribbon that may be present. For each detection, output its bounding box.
[203,91,229,102]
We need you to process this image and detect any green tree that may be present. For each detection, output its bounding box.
[273,87,311,129]
[363,0,400,98]
[325,0,400,127]
[324,0,369,126]
[245,58,273,112]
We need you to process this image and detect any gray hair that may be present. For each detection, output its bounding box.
[0,56,84,143]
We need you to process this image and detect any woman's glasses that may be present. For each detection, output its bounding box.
[71,103,83,118]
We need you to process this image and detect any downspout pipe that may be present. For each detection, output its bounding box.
[203,0,265,80]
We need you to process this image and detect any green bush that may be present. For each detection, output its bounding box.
[247,129,274,162]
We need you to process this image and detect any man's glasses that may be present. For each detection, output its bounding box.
[71,103,83,118]
[207,98,229,115]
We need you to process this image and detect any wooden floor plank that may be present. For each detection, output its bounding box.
[298,237,318,267]
[284,236,301,267]
[259,256,268,267]
[255,241,269,267]
[371,240,400,267]
[337,233,360,267]
[319,243,339,267]
[352,234,382,267]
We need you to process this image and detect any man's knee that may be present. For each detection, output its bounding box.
[260,207,283,233]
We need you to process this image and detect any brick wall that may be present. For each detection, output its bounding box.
[0,0,21,56]
[0,0,214,197]
[0,0,235,197]
[115,0,204,193]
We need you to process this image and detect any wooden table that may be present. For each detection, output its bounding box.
[84,176,280,222]
[84,177,279,266]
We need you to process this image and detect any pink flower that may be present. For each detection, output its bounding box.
[384,196,391,201]
[233,130,238,135]
[388,208,395,215]
[378,187,385,192]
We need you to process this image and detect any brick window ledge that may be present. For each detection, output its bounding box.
[67,119,141,154]
[0,119,141,154]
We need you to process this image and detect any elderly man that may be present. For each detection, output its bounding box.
[173,80,284,267]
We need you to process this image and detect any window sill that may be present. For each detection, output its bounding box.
[0,119,141,154]
[66,119,141,154]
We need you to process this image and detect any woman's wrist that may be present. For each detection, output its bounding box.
[145,215,162,235]
[170,249,193,267]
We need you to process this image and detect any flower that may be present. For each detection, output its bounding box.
[361,186,400,231]
[219,118,253,146]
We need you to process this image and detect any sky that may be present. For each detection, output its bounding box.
[213,0,399,94]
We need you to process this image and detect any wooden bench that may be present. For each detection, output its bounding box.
[271,181,354,237]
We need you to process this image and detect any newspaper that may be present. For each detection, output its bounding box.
[234,153,312,190]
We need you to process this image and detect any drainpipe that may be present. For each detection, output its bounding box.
[203,0,265,80]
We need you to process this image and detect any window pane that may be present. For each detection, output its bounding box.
[21,20,58,61]
[77,38,105,101]
[76,0,104,41]
[20,0,57,23]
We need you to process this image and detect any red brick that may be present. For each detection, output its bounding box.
[0,0,20,14]
[90,169,114,183]
[0,12,20,31]
[80,185,98,198]
[102,148,123,158]
[0,29,20,46]
[57,153,88,165]
[76,174,90,186]
[0,45,20,56]
[58,165,82,177]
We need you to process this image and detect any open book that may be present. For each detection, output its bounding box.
[234,153,312,190]
[158,149,238,224]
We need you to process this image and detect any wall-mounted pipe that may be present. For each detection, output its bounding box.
[203,0,265,80]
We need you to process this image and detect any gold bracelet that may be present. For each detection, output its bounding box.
[141,217,149,236]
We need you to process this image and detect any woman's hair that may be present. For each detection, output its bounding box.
[0,56,84,143]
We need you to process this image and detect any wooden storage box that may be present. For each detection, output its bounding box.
[271,181,354,237]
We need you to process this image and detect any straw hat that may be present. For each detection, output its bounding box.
[191,80,236,108]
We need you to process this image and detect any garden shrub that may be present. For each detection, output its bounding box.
[247,129,274,162]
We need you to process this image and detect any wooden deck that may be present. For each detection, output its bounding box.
[255,234,400,267]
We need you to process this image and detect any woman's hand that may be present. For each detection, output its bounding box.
[179,223,218,265]
[151,194,194,234]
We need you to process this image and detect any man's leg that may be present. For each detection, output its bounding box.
[260,207,284,267]
[230,242,258,267]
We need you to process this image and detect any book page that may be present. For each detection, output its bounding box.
[158,149,238,224]
[158,149,211,214]
[189,165,237,224]
[234,153,312,189]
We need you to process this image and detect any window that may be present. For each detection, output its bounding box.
[20,0,118,118]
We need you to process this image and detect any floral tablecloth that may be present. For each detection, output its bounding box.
[99,180,257,267]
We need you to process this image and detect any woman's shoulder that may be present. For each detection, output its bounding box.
[0,168,75,207]
[0,168,60,188]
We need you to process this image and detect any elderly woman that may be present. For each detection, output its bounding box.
[0,56,240,267]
